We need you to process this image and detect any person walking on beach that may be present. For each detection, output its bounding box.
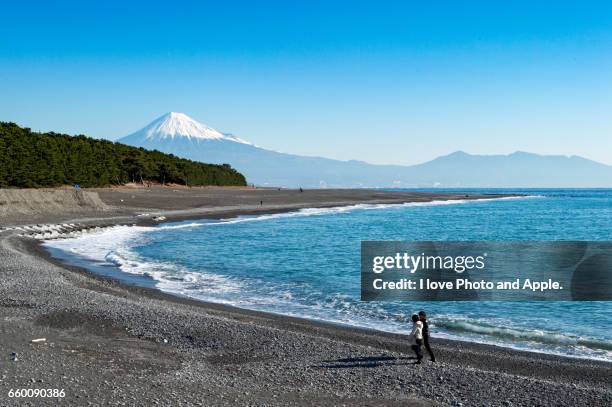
[410,314,424,364]
[419,311,436,362]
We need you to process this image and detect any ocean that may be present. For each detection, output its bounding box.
[43,189,612,361]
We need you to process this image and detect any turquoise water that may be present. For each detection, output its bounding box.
[44,189,612,361]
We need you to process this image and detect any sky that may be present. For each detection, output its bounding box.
[1,1,612,165]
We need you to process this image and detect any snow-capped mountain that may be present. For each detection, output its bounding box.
[117,112,612,187]
[120,112,251,144]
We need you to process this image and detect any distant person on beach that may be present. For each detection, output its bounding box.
[419,311,436,362]
[410,314,424,364]
[260,200,263,206]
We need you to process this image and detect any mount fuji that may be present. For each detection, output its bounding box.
[117,112,612,188]
[118,112,410,187]
[118,112,252,145]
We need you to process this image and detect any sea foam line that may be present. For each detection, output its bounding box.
[40,194,537,262]
[208,195,541,226]
[41,194,612,362]
[32,194,535,241]
[40,194,535,290]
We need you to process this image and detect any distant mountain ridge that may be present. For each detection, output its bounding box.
[118,113,612,188]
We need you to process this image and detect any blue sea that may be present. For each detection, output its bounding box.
[44,189,612,361]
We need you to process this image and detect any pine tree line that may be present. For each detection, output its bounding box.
[0,122,247,188]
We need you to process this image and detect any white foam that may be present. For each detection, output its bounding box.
[43,224,242,296]
[44,194,598,359]
[42,194,533,286]
[205,195,539,226]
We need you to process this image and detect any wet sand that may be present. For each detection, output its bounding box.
[1,187,610,406]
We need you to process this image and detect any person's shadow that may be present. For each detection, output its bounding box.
[315,355,416,369]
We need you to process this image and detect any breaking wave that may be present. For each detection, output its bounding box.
[41,192,611,362]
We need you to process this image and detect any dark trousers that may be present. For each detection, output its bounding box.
[411,339,423,361]
[423,335,436,361]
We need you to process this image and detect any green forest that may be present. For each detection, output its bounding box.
[0,122,247,188]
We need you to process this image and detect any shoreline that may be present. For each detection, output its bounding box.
[1,187,611,406]
[40,235,612,364]
[30,232,612,367]
[35,195,609,364]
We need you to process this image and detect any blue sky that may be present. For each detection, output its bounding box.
[2,1,612,165]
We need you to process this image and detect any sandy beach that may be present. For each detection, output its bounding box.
[1,187,610,406]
